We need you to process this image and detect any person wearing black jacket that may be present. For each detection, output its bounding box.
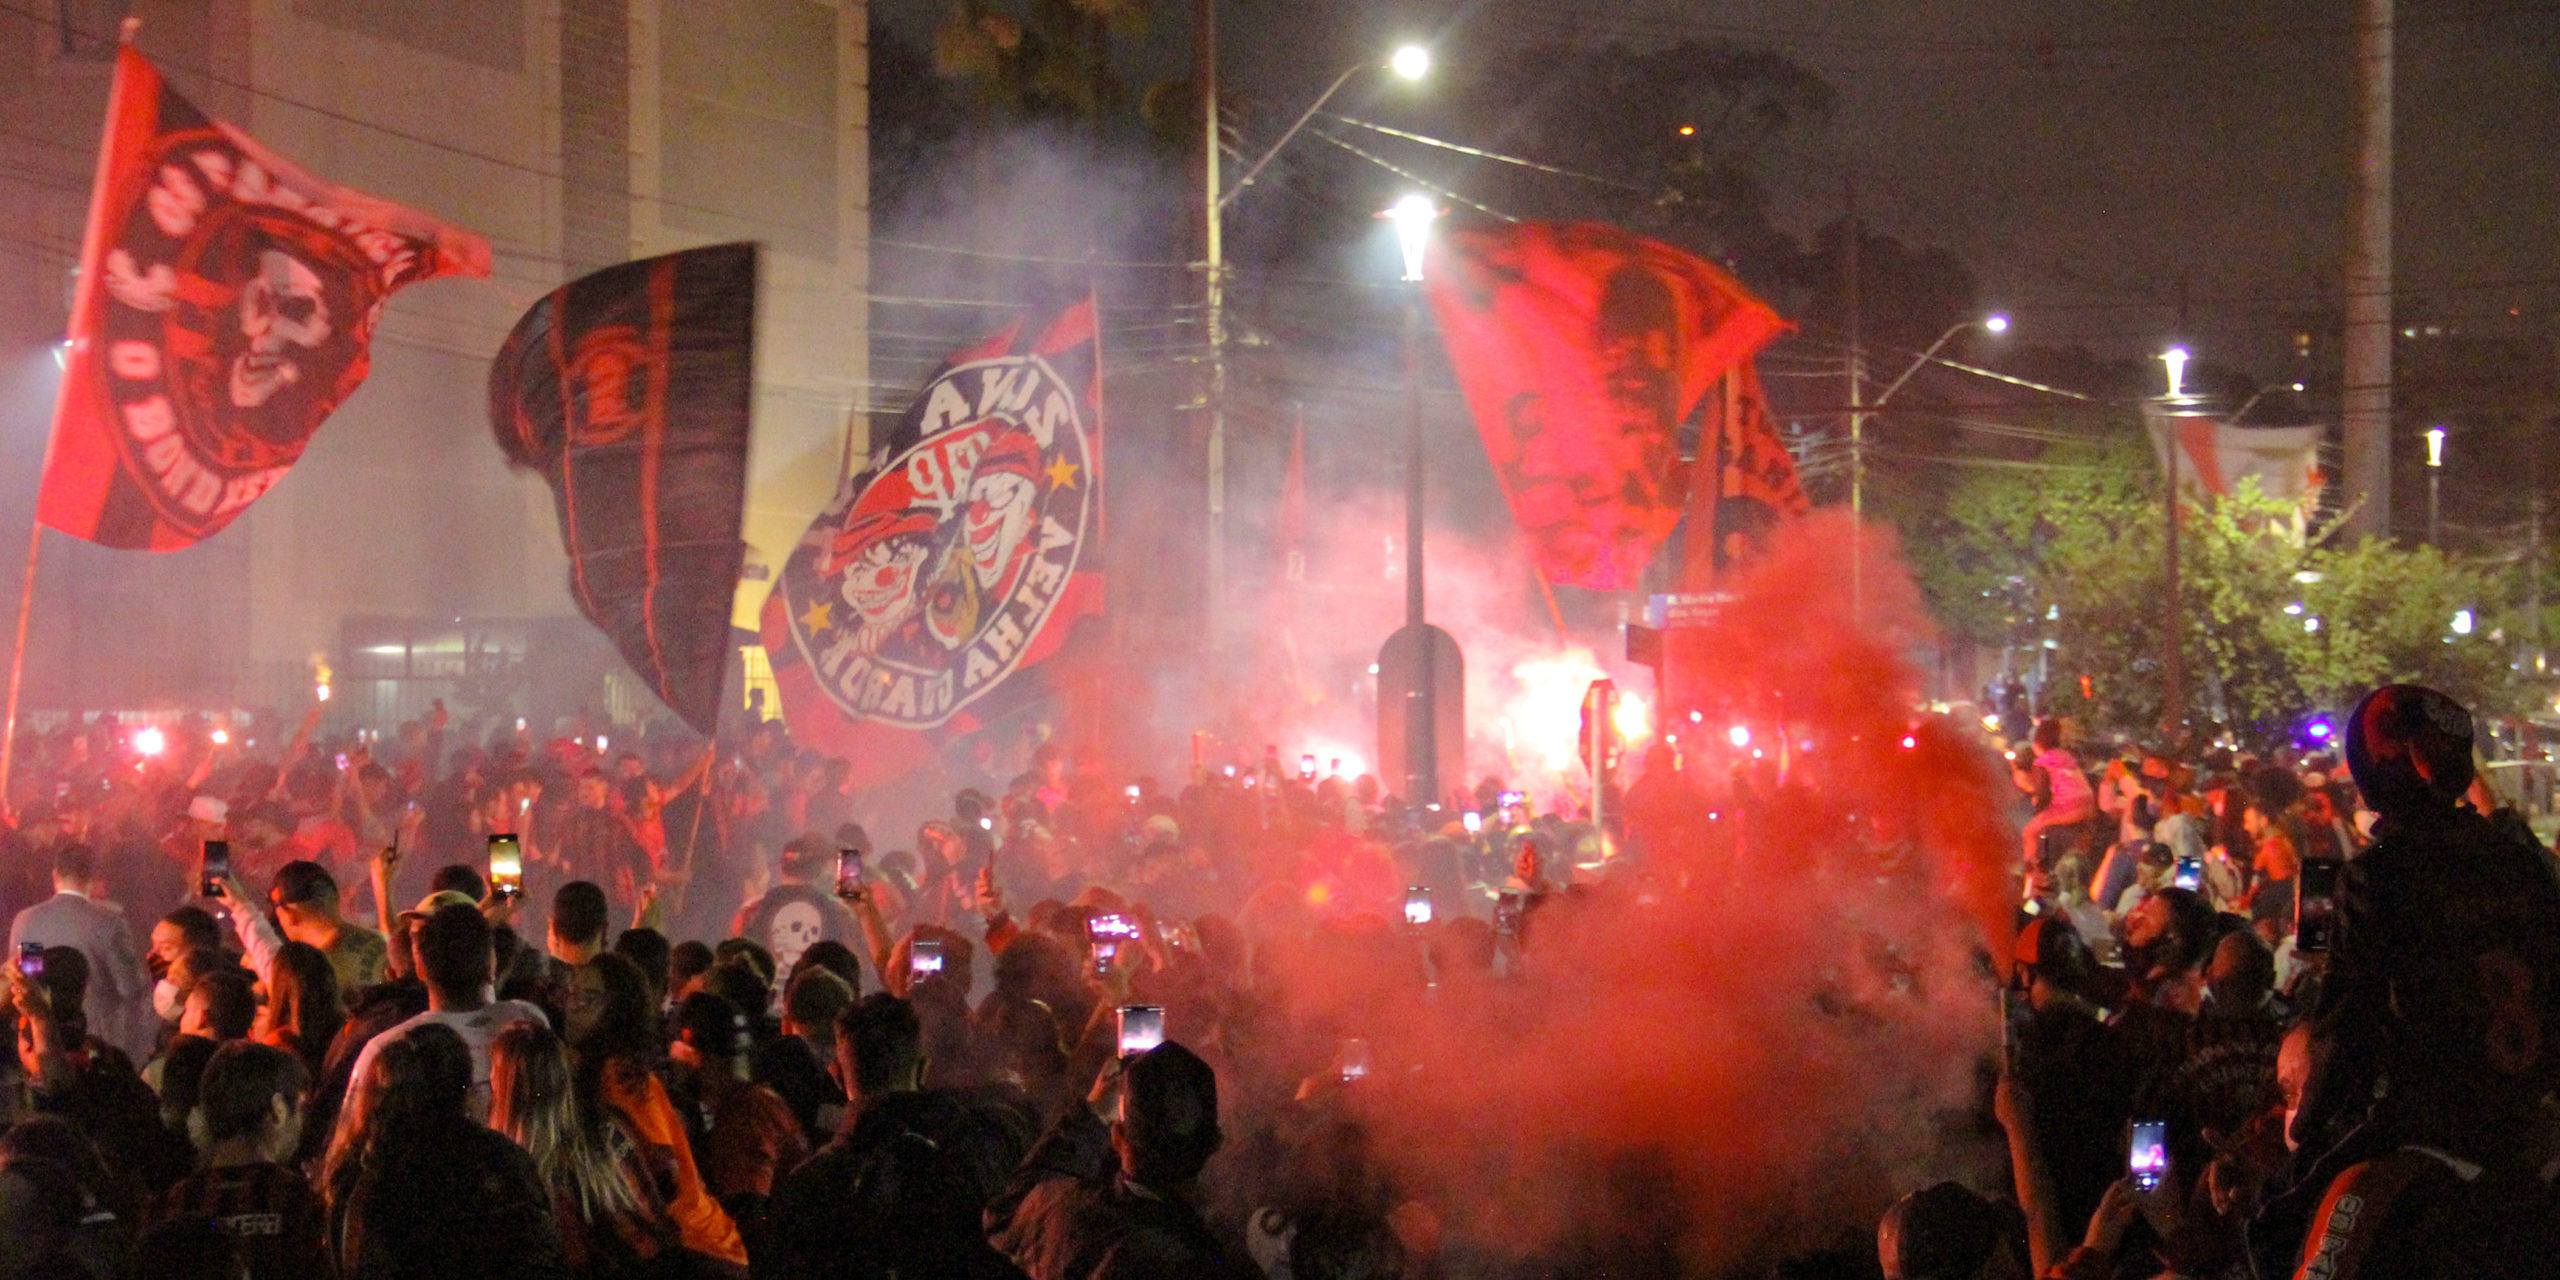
[757,994,1025,1280]
[2249,684,2560,1278]
[984,1041,1253,1280]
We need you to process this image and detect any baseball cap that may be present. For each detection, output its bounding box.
[399,889,478,923]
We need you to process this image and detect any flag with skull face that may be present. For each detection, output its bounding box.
[762,296,1105,783]
[40,45,489,550]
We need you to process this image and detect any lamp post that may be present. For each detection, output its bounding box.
[1851,314,2010,616]
[2159,346,2193,739]
[2426,426,2445,546]
[1201,36,1429,628]
[1386,194,1439,808]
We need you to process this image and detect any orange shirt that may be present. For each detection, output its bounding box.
[602,1064,746,1267]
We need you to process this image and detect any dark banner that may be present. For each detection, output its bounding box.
[1681,362,1812,586]
[763,296,1104,781]
[489,243,757,737]
[1424,222,1786,590]
[43,45,489,550]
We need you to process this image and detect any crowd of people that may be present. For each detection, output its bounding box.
[1884,686,2560,1279]
[0,679,2552,1279]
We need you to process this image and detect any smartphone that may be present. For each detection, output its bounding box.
[487,834,524,899]
[1462,811,1483,834]
[911,937,944,978]
[1494,889,1525,937]
[1499,790,1524,809]
[2296,858,2342,953]
[1403,887,1432,926]
[200,840,230,898]
[2173,854,2203,892]
[835,848,866,899]
[17,943,42,980]
[1299,754,1317,780]
[335,752,349,771]
[1338,1037,1371,1081]
[2129,1120,2169,1192]
[1093,940,1120,975]
[1116,1004,1165,1056]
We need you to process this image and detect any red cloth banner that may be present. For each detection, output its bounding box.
[42,46,489,550]
[762,297,1105,782]
[1424,222,1787,590]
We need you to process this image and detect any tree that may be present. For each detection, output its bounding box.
[1912,432,2521,744]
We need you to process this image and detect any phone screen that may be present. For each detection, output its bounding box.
[1117,1004,1165,1056]
[18,942,43,980]
[836,848,866,898]
[911,937,944,977]
[2129,1120,2169,1191]
[1461,811,1483,834]
[1404,887,1433,926]
[1299,754,1317,779]
[200,840,231,897]
[1494,889,1525,936]
[2173,855,2203,892]
[2296,858,2342,952]
[1338,1037,1371,1080]
[488,835,524,898]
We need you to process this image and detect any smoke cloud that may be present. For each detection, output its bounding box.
[1244,515,2016,1272]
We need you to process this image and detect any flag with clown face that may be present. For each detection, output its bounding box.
[764,296,1104,780]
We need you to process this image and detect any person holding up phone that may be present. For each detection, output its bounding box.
[730,833,866,987]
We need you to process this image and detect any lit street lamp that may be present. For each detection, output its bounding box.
[2161,346,2191,400]
[1375,195,1461,811]
[2426,426,2446,545]
[1851,313,2008,614]
[1202,39,1431,632]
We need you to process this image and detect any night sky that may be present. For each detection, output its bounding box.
[888,0,2560,379]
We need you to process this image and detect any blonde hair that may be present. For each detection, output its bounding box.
[489,1021,646,1222]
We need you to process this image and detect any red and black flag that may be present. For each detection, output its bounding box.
[1680,361,1811,585]
[42,44,489,550]
[488,244,757,737]
[1424,222,1786,590]
[762,296,1104,784]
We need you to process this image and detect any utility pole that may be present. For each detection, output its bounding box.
[1197,0,1227,626]
[2532,442,2546,674]
[1843,179,1864,617]
[2341,0,2394,541]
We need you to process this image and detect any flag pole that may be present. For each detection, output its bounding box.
[1,17,142,808]
[0,521,43,809]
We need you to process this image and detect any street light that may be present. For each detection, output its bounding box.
[1376,193,1456,810]
[2426,426,2446,545]
[2161,346,2191,400]
[1223,44,1433,210]
[1204,39,1432,634]
[1387,193,1436,282]
[1851,313,2008,616]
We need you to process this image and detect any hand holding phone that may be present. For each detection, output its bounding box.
[2172,854,2203,892]
[200,840,231,899]
[1403,887,1433,927]
[18,943,44,981]
[2129,1120,2169,1192]
[487,834,524,899]
[1337,1037,1370,1081]
[2296,858,2341,952]
[911,937,945,978]
[836,848,867,900]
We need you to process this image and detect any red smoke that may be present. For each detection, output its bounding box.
[1248,515,2016,1270]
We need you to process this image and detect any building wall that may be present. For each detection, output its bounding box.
[0,0,868,717]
